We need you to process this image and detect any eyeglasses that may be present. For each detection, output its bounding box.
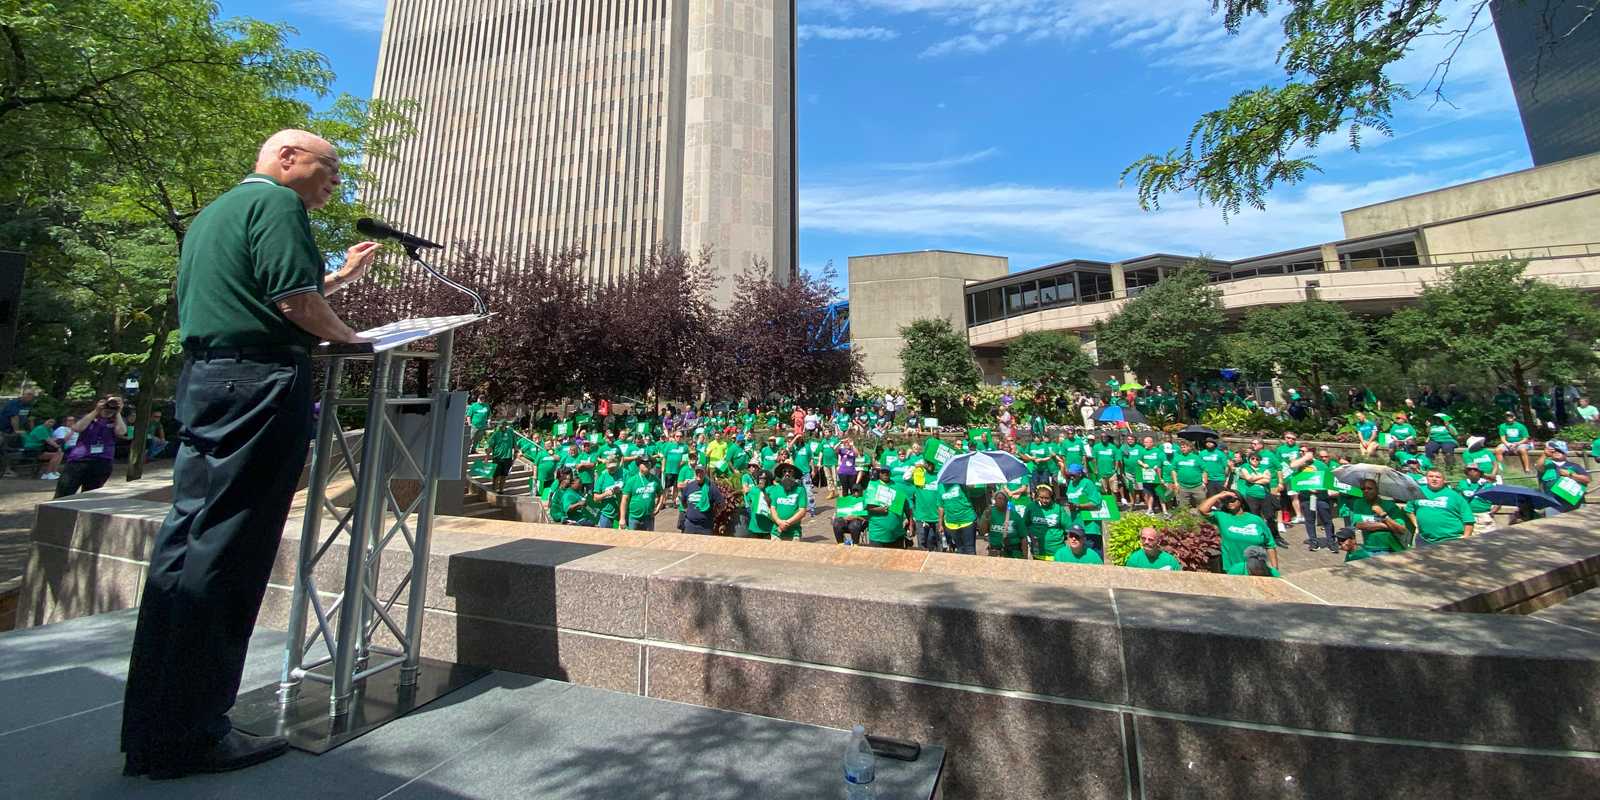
[289,146,341,176]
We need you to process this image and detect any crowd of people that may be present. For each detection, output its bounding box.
[466,384,1592,577]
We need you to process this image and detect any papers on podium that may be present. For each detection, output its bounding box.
[318,313,491,355]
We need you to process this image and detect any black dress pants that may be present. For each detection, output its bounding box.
[121,351,313,754]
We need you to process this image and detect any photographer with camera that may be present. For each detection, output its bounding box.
[54,396,130,498]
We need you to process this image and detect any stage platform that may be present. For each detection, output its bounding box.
[1,610,946,799]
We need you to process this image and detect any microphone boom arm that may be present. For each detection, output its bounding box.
[404,245,486,316]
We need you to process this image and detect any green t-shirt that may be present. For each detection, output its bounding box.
[911,485,943,522]
[1023,502,1070,557]
[1061,478,1103,528]
[488,428,517,460]
[1406,486,1474,543]
[1210,510,1276,573]
[661,443,689,476]
[1427,422,1457,443]
[21,424,53,450]
[986,505,1026,553]
[1498,422,1528,444]
[1273,444,1299,467]
[624,473,661,519]
[1172,454,1205,488]
[1026,441,1054,471]
[866,483,907,543]
[468,403,492,427]
[1197,450,1228,480]
[1461,448,1498,475]
[746,485,777,535]
[1455,478,1494,514]
[1053,545,1103,565]
[535,449,558,483]
[1092,443,1119,477]
[1124,549,1182,570]
[821,440,840,466]
[938,483,978,526]
[1388,423,1417,441]
[766,484,806,534]
[593,469,628,519]
[1234,465,1274,499]
[176,174,326,349]
[562,487,599,524]
[1055,438,1085,466]
[792,443,811,472]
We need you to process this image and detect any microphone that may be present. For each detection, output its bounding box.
[356,217,444,250]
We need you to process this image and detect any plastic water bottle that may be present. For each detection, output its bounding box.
[845,725,877,798]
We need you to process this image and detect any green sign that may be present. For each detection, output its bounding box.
[636,422,650,435]
[1288,470,1329,492]
[923,438,956,468]
[553,421,571,436]
[1552,476,1586,505]
[836,496,867,518]
[1085,499,1120,521]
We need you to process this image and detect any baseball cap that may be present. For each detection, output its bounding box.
[1549,440,1569,453]
[1335,526,1357,542]
[1065,524,1086,539]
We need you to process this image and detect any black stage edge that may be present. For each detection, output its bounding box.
[231,659,491,754]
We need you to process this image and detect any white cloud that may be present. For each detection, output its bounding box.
[800,171,1477,263]
[286,0,388,33]
[877,147,1000,170]
[921,33,1009,57]
[799,24,900,41]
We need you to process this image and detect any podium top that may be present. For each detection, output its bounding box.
[315,313,492,357]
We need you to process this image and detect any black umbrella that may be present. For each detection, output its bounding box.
[1176,425,1219,443]
[1093,406,1150,425]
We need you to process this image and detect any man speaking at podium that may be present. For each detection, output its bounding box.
[122,130,378,779]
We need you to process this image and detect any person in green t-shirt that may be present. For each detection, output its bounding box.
[1054,524,1103,565]
[1497,412,1534,474]
[1124,527,1182,570]
[1456,464,1496,533]
[486,420,519,494]
[466,396,491,453]
[832,480,867,544]
[531,437,559,495]
[1342,478,1412,553]
[820,436,841,497]
[1538,440,1590,515]
[1059,464,1104,544]
[937,481,979,555]
[1406,469,1476,543]
[1423,413,1460,470]
[560,472,600,527]
[1169,441,1206,509]
[1199,490,1278,573]
[767,465,808,540]
[592,456,629,529]
[1273,433,1302,523]
[1223,546,1280,577]
[1197,439,1230,496]
[1089,435,1122,504]
[985,490,1027,557]
[1023,484,1070,559]
[1460,437,1499,479]
[623,461,665,530]
[1386,413,1418,461]
[864,467,910,547]
[744,470,778,539]
[547,467,574,523]
[911,479,944,551]
[1233,451,1282,545]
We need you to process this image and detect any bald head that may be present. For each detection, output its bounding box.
[254,129,341,210]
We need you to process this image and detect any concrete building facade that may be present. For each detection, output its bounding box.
[850,153,1600,387]
[1492,0,1600,166]
[847,251,1008,389]
[367,0,796,303]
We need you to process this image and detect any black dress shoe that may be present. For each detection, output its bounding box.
[149,730,290,780]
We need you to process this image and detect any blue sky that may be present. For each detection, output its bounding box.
[219,0,1531,290]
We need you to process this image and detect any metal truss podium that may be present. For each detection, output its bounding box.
[233,313,492,753]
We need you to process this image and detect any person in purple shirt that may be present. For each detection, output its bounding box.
[836,441,859,494]
[54,396,129,498]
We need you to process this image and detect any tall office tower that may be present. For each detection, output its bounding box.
[368,0,797,305]
[1492,0,1600,166]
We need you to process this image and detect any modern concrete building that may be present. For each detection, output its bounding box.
[846,251,1008,388]
[1492,0,1600,166]
[367,0,797,304]
[849,152,1600,387]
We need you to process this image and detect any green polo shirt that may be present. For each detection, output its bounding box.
[1407,486,1474,543]
[177,174,326,349]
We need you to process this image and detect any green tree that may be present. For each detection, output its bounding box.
[1233,300,1372,395]
[1122,1,1587,216]
[1,1,414,478]
[1003,331,1095,408]
[899,317,980,416]
[1094,265,1226,420]
[1382,259,1600,425]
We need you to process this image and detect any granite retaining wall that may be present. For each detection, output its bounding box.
[15,481,1600,799]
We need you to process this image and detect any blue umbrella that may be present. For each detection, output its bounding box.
[1092,406,1150,425]
[935,450,1030,485]
[1472,484,1564,511]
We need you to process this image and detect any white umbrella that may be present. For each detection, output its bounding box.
[1333,464,1424,502]
[935,450,1029,485]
